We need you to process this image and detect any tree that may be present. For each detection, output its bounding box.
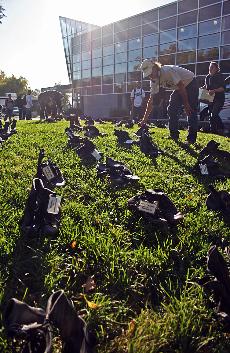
[0,71,29,95]
[0,5,6,24]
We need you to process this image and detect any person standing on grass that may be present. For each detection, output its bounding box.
[5,94,14,121]
[140,59,199,144]
[130,81,145,123]
[25,89,33,120]
[203,61,225,135]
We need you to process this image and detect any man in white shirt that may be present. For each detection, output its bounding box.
[140,59,198,144]
[25,90,33,120]
[130,82,145,123]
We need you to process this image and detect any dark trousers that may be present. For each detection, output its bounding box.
[132,106,142,122]
[167,78,199,142]
[209,99,224,133]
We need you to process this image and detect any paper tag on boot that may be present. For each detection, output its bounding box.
[47,195,61,214]
[42,165,55,181]
[91,149,101,160]
[138,200,158,215]
[199,164,209,175]
[125,140,133,144]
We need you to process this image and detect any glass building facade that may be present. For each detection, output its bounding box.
[60,0,230,117]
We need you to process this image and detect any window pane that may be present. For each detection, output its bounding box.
[223,1,230,15]
[160,42,176,55]
[200,0,219,6]
[128,61,140,72]
[92,38,101,49]
[176,51,196,64]
[160,29,176,44]
[103,55,114,66]
[142,10,158,24]
[143,33,158,47]
[92,57,102,67]
[160,16,176,31]
[115,51,127,63]
[103,44,114,56]
[221,45,230,59]
[73,63,81,71]
[91,86,101,94]
[143,46,158,59]
[222,16,230,31]
[82,69,91,78]
[102,84,113,94]
[103,65,114,75]
[199,4,221,21]
[102,24,113,36]
[222,30,230,45]
[178,24,197,40]
[73,72,81,80]
[114,73,126,83]
[81,41,91,52]
[129,15,141,28]
[114,31,127,42]
[142,22,158,35]
[82,51,90,60]
[197,48,219,62]
[81,77,91,87]
[114,83,126,93]
[92,76,101,85]
[128,38,141,50]
[159,3,177,19]
[115,41,127,53]
[178,10,197,27]
[73,54,81,62]
[92,47,102,58]
[180,64,195,73]
[114,19,128,32]
[199,18,221,36]
[82,60,91,69]
[91,28,101,40]
[72,36,81,46]
[198,33,220,49]
[220,60,230,73]
[128,49,142,62]
[158,54,175,65]
[102,35,113,45]
[196,62,209,75]
[178,38,197,51]
[115,63,127,73]
[128,26,141,40]
[127,72,142,82]
[178,0,198,13]
[103,75,113,84]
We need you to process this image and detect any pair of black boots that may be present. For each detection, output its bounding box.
[4,290,95,353]
[37,149,65,188]
[206,185,230,225]
[20,178,61,237]
[97,157,139,185]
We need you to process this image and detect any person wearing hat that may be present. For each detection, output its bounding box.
[140,59,199,144]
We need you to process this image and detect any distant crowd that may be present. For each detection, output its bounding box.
[0,90,33,120]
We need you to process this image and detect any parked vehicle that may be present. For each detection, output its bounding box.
[12,106,19,116]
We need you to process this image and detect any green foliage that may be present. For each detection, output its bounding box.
[0,121,230,352]
[0,71,29,95]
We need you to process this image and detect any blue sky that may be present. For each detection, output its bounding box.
[0,0,172,90]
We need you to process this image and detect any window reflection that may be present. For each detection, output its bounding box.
[199,18,220,36]
[199,4,221,22]
[178,38,197,51]
[115,52,127,63]
[128,26,141,40]
[198,33,220,49]
[91,76,101,86]
[114,83,126,93]
[220,60,230,73]
[102,24,113,36]
[114,73,126,83]
[128,49,142,62]
[92,48,102,59]
[178,0,198,13]
[160,42,176,55]
[143,46,158,59]
[159,54,175,65]
[178,10,197,27]
[160,29,176,44]
[115,63,127,74]
[73,72,81,80]
[127,72,142,82]
[222,16,230,31]
[176,51,196,64]
[103,65,114,75]
[82,69,91,79]
[159,3,176,19]
[142,22,158,36]
[102,35,113,45]
[103,55,114,66]
[160,17,176,31]
[102,84,113,94]
[180,64,195,73]
[178,24,197,40]
[197,48,219,62]
[223,1,230,15]
[222,30,230,45]
[221,46,230,59]
[128,61,141,72]
[196,62,210,75]
[128,15,141,28]
[103,45,114,56]
[114,31,127,42]
[128,38,141,50]
[115,42,127,53]
[143,33,158,47]
[92,58,102,67]
[103,75,113,84]
[142,10,158,24]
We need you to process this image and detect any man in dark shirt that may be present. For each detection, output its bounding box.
[204,61,225,134]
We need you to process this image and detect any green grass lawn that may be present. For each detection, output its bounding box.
[0,120,230,352]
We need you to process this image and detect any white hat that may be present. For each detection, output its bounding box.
[140,59,154,78]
